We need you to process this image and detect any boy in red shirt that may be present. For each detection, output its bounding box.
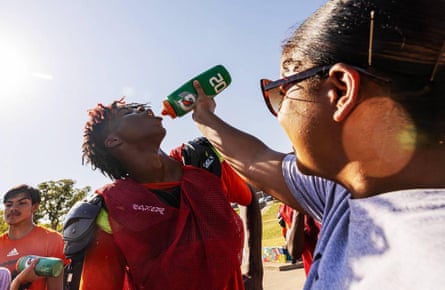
[0,185,66,290]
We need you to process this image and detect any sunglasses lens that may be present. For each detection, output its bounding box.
[261,79,281,117]
[268,86,283,116]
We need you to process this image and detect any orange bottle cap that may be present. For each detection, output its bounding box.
[161,100,177,118]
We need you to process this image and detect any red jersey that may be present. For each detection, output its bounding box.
[301,216,321,276]
[81,165,248,290]
[0,226,66,290]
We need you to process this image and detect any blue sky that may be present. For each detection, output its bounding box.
[0,0,326,196]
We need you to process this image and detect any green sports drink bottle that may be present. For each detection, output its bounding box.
[161,64,232,118]
[16,255,64,277]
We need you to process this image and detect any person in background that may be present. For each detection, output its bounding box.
[278,203,320,275]
[288,209,320,275]
[0,267,11,290]
[0,185,65,290]
[277,203,293,241]
[79,99,262,290]
[191,0,445,288]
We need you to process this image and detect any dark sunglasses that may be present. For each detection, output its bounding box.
[260,65,390,117]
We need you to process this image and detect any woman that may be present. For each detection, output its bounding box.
[192,0,445,289]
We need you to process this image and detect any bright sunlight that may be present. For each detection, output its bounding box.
[0,43,30,98]
[0,41,53,110]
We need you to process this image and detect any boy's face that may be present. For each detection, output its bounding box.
[105,103,166,149]
[3,192,37,226]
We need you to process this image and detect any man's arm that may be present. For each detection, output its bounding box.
[240,186,263,290]
[46,271,64,290]
[286,210,305,261]
[192,80,301,210]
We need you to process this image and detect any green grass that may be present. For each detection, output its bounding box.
[262,201,286,247]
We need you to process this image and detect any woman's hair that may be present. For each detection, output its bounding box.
[282,0,445,143]
[82,99,129,180]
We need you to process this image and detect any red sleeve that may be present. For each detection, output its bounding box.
[169,144,184,163]
[169,143,252,206]
[279,204,294,228]
[49,231,69,265]
[220,161,252,206]
[80,229,126,290]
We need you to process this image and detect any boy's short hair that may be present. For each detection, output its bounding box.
[3,184,41,205]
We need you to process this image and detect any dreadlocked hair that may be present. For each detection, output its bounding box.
[82,98,128,180]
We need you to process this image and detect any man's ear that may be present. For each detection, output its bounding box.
[328,63,361,122]
[104,133,123,149]
[31,203,39,213]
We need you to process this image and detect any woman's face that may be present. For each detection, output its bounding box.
[277,56,341,176]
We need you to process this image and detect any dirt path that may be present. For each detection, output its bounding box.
[263,263,306,289]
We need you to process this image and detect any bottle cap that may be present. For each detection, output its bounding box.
[161,100,177,118]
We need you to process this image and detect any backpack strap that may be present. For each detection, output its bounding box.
[62,194,104,290]
[181,137,222,177]
[63,194,104,257]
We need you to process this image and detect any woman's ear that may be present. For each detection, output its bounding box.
[328,63,361,122]
[105,133,123,149]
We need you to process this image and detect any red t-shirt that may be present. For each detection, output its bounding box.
[0,226,66,290]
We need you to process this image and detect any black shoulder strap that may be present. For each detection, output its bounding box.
[181,137,222,177]
[63,194,103,258]
[62,194,104,290]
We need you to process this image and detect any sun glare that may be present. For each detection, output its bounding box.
[0,43,30,98]
[0,41,53,113]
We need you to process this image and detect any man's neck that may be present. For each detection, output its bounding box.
[8,222,35,240]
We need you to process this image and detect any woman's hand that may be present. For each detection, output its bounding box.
[192,80,216,122]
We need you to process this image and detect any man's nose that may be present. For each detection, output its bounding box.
[8,203,20,210]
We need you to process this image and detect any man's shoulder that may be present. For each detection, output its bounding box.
[33,225,62,239]
[96,179,137,195]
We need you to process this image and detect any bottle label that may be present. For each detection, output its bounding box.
[161,65,232,118]
[209,73,228,94]
[16,255,64,277]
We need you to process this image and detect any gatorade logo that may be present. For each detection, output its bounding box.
[176,91,197,111]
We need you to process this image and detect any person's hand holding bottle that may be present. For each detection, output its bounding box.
[10,258,40,290]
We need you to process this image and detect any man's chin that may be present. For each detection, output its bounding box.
[5,217,20,225]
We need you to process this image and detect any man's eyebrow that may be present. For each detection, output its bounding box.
[5,197,31,203]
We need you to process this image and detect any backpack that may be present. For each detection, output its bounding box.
[62,137,262,289]
[63,194,103,290]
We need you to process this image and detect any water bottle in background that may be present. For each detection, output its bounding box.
[16,255,64,277]
[161,64,231,118]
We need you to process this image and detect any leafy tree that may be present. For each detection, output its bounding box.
[35,179,90,231]
[0,210,8,234]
